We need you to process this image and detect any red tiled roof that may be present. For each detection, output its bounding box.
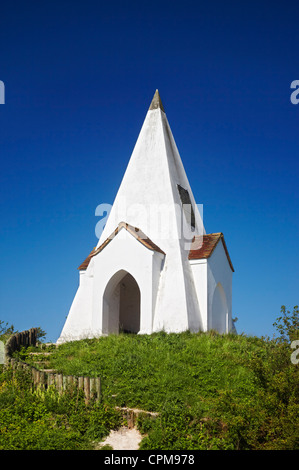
[78,248,97,271]
[78,222,165,271]
[188,233,234,272]
[78,225,234,273]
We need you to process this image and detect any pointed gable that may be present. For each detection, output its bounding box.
[78,222,165,271]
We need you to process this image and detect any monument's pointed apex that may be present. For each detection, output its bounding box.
[149,89,165,112]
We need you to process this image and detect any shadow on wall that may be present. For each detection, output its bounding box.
[211,283,228,334]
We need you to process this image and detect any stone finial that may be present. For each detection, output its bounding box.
[149,89,165,112]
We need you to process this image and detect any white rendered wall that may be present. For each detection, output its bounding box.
[57,269,94,343]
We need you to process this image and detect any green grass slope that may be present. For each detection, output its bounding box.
[29,331,298,450]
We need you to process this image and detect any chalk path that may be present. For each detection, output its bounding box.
[98,426,143,450]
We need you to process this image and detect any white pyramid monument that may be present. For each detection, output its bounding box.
[57,90,234,343]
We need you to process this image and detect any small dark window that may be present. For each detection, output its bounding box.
[177,184,195,230]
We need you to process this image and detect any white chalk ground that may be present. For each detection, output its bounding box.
[98,426,143,450]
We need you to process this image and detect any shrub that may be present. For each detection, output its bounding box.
[0,367,121,450]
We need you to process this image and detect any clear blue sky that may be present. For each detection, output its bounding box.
[0,1,298,342]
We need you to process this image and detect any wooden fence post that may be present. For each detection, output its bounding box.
[78,376,84,391]
[67,375,74,387]
[19,332,23,348]
[95,377,101,403]
[62,375,67,391]
[56,374,63,394]
[48,372,55,388]
[84,376,90,404]
[90,377,95,400]
[32,367,40,389]
[39,371,46,390]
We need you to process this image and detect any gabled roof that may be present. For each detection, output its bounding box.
[78,222,165,271]
[188,233,234,272]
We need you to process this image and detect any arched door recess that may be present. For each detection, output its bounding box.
[211,283,228,334]
[102,270,140,335]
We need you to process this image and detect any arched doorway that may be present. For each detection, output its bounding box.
[102,270,140,335]
[211,283,228,334]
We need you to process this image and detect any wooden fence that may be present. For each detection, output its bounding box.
[4,328,38,357]
[4,328,101,404]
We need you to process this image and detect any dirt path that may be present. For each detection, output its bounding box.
[97,406,158,450]
[98,426,143,450]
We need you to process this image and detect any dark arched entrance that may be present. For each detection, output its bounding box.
[102,270,140,334]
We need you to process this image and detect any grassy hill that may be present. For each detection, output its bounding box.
[19,330,299,450]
